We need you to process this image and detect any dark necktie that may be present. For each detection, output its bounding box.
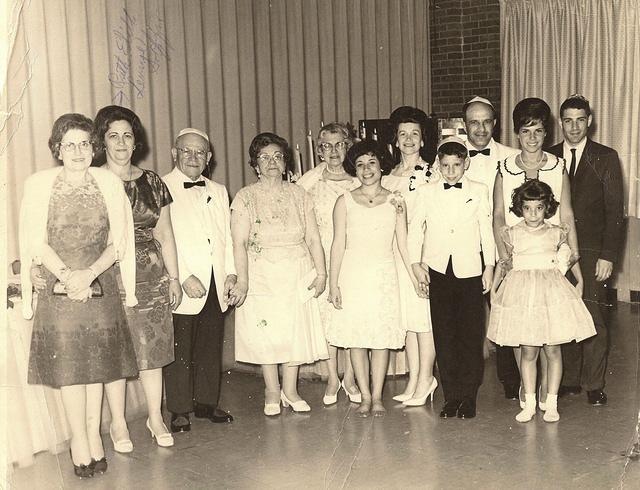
[568,148,577,180]
[184,180,205,189]
[443,182,462,190]
[469,148,490,157]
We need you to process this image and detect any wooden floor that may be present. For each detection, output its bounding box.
[8,303,640,489]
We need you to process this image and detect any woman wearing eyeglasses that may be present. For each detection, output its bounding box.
[20,113,138,477]
[231,132,328,415]
[93,105,182,449]
[383,106,439,406]
[296,123,362,406]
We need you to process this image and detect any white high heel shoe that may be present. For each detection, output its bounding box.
[109,424,133,453]
[403,378,438,407]
[280,391,311,412]
[146,418,174,447]
[392,391,415,403]
[341,380,362,403]
[264,389,281,416]
[323,382,342,405]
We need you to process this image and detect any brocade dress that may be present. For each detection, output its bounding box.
[28,175,138,387]
[123,169,174,370]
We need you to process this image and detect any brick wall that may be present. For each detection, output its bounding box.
[430,0,501,123]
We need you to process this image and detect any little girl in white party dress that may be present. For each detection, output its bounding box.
[487,179,595,423]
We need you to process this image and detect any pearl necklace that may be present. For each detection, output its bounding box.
[325,164,346,175]
[519,152,545,171]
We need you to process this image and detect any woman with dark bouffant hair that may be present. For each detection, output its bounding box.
[93,105,182,450]
[230,132,329,416]
[383,106,439,406]
[22,113,137,477]
[328,140,423,418]
[493,97,580,411]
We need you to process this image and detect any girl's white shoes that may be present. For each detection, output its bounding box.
[516,392,560,423]
[516,394,537,422]
[403,378,439,407]
[542,394,560,422]
[341,380,362,403]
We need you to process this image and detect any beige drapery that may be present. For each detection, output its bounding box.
[3,0,432,260]
[500,0,639,217]
[500,0,640,298]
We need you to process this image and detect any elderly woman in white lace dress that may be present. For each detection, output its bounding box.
[231,132,329,416]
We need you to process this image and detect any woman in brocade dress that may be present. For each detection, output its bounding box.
[382,106,438,406]
[297,122,361,406]
[231,132,329,416]
[94,105,182,449]
[20,113,138,477]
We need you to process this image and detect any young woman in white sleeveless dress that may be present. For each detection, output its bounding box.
[328,140,425,417]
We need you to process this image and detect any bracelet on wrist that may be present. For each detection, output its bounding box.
[168,276,179,282]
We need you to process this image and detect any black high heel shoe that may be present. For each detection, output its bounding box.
[91,457,108,474]
[69,450,94,478]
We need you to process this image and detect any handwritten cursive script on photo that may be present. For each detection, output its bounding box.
[108,8,173,105]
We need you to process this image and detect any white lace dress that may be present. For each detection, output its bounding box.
[328,192,405,349]
[231,182,329,365]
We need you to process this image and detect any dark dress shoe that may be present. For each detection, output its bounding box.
[90,457,107,474]
[457,399,477,419]
[170,413,191,433]
[587,389,607,406]
[194,404,234,423]
[558,385,582,397]
[503,384,520,400]
[70,450,94,478]
[439,400,460,418]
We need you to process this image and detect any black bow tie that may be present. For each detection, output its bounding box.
[469,148,490,157]
[443,182,462,190]
[184,180,205,189]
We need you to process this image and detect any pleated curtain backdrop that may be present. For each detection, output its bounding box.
[499,0,640,298]
[3,0,432,260]
[500,0,639,217]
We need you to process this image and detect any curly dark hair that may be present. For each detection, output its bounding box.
[560,94,592,118]
[344,139,394,177]
[248,132,294,176]
[509,179,559,219]
[48,113,94,160]
[93,105,148,165]
[512,97,551,134]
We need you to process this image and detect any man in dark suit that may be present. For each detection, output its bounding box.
[548,95,624,406]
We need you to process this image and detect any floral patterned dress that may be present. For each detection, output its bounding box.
[28,175,138,387]
[231,182,329,365]
[123,169,174,370]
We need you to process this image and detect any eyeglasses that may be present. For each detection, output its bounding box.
[59,141,92,153]
[177,147,208,159]
[318,141,347,153]
[257,152,285,164]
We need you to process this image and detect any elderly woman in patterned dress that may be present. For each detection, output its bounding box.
[22,113,138,477]
[231,132,329,416]
[297,122,362,406]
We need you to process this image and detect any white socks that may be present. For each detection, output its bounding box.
[516,393,537,422]
[543,394,560,422]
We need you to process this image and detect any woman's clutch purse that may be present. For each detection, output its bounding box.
[53,278,103,297]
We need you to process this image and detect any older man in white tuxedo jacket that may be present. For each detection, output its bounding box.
[162,128,238,432]
[462,96,521,401]
[409,137,495,420]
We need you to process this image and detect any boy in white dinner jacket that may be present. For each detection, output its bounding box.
[409,136,495,420]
